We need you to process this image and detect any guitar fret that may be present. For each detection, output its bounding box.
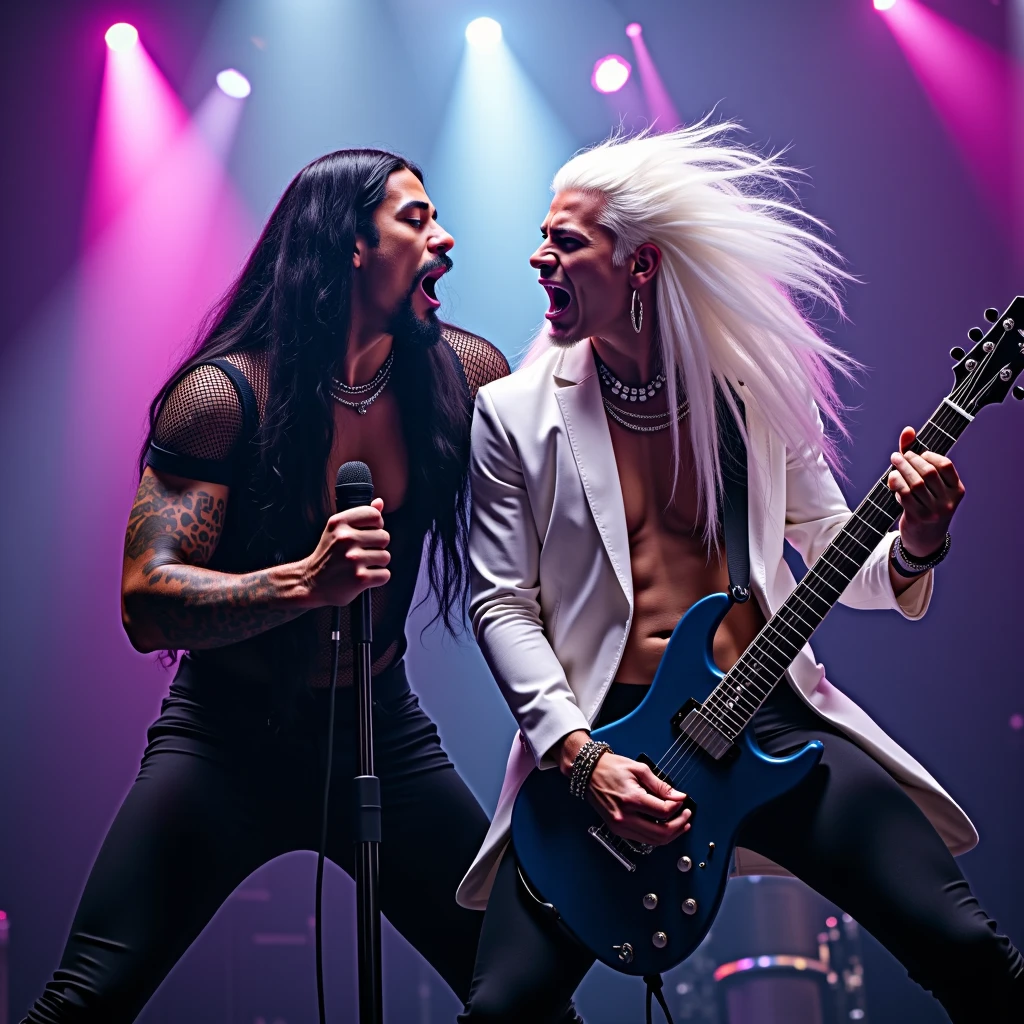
[756,628,799,665]
[803,568,842,597]
[704,393,978,738]
[764,613,805,648]
[775,601,815,633]
[817,552,853,581]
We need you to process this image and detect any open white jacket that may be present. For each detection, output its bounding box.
[456,341,977,911]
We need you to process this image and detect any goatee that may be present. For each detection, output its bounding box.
[388,295,442,349]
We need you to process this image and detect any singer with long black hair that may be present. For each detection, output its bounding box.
[22,149,509,1023]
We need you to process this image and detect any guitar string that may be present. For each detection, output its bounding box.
[656,395,969,789]
[657,390,977,793]
[595,337,1004,860]
[645,394,974,795]
[667,401,963,742]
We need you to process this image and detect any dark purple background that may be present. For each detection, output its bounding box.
[1,1,1020,1022]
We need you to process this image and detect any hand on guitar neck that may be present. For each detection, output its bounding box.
[887,425,965,596]
[556,729,693,846]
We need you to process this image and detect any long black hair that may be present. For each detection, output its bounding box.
[141,149,471,641]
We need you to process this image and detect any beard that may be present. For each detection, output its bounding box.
[386,254,452,350]
[387,291,442,349]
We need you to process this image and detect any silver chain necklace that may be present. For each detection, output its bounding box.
[329,351,394,415]
[594,352,686,432]
[602,395,690,433]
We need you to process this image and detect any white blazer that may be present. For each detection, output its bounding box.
[456,341,978,911]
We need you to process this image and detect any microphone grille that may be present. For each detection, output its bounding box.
[335,461,373,488]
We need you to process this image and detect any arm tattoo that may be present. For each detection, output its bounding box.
[124,472,305,649]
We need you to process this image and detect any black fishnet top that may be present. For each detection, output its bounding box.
[145,327,509,687]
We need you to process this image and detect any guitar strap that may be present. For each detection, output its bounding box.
[719,394,751,604]
[640,397,750,1024]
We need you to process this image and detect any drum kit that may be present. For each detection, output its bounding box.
[669,876,869,1024]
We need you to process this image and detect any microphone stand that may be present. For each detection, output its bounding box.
[352,573,383,1024]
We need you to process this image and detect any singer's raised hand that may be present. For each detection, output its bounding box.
[300,497,391,608]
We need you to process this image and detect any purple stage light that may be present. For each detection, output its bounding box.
[104,23,138,51]
[216,69,251,99]
[626,22,642,38]
[881,0,1014,226]
[874,0,898,10]
[1010,714,1023,731]
[592,55,631,94]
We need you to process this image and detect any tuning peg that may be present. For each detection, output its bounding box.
[985,308,1000,323]
[950,346,966,361]
[1013,386,1024,401]
[967,327,984,342]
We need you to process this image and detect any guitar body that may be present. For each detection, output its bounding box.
[511,593,823,977]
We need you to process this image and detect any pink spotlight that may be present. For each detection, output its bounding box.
[104,23,139,51]
[626,22,642,39]
[874,0,898,9]
[592,55,631,95]
[216,69,251,99]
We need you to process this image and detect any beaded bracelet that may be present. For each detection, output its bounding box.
[569,740,611,800]
[890,532,951,578]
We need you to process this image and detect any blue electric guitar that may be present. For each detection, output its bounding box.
[512,298,1024,978]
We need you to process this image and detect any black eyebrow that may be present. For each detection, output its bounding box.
[397,200,437,219]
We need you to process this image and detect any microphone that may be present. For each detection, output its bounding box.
[335,460,374,516]
[335,461,374,642]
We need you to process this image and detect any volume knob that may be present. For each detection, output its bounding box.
[676,856,693,873]
[682,898,698,916]
[652,931,668,949]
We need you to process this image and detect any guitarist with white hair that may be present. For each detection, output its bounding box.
[456,124,1023,1022]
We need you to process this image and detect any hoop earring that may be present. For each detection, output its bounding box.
[630,289,643,334]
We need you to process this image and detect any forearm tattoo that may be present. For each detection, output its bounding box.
[124,472,304,648]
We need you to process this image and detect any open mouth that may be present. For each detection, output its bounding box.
[418,268,446,309]
[542,282,574,323]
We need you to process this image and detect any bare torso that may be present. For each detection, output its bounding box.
[192,361,411,687]
[609,414,765,685]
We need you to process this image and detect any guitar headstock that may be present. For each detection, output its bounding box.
[949,297,1024,414]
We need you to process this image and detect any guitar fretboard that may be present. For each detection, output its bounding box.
[701,397,973,740]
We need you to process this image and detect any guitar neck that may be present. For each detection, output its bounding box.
[703,397,974,741]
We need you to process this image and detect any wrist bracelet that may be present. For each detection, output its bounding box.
[891,532,951,578]
[569,740,611,800]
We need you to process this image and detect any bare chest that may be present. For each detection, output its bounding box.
[327,392,409,511]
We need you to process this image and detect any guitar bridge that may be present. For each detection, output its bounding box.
[588,826,637,872]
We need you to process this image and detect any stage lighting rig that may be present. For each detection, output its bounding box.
[105,23,139,51]
[592,55,631,94]
[466,17,502,52]
[216,69,252,99]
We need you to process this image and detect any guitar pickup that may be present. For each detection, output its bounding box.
[637,753,697,820]
[670,699,733,761]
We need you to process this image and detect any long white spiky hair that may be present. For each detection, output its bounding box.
[540,119,857,543]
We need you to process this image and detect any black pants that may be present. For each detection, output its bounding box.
[460,682,1024,1023]
[23,657,490,1023]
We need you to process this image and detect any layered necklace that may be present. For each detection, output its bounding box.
[595,354,689,434]
[329,351,394,415]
